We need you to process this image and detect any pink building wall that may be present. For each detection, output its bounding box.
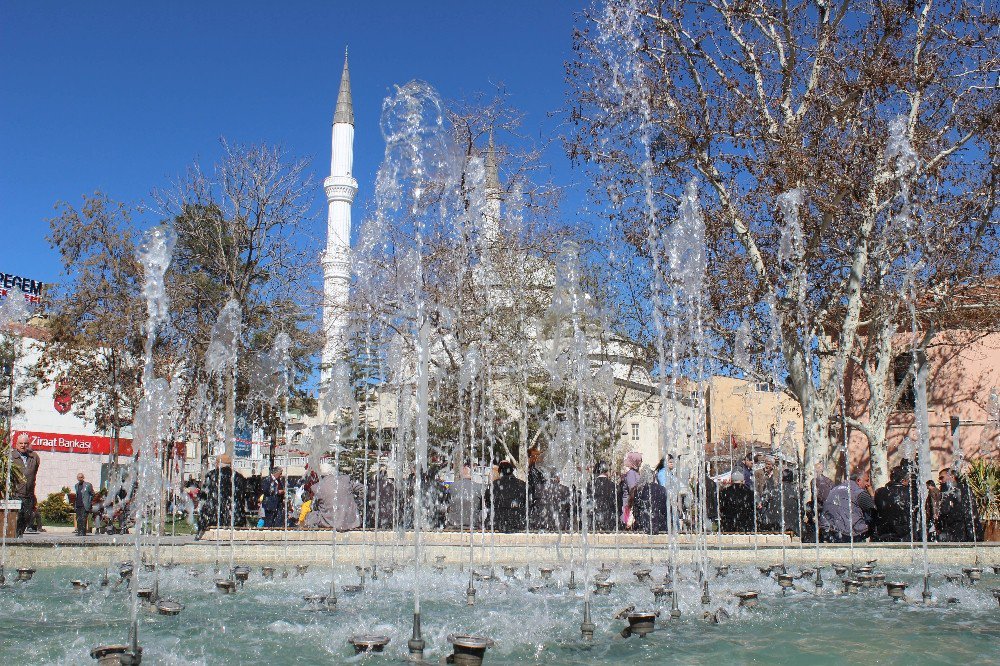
[846,329,1000,478]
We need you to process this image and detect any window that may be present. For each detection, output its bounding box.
[754,382,772,393]
[892,354,916,411]
[631,423,640,442]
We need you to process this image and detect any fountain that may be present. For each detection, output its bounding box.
[154,599,184,616]
[348,635,390,655]
[963,567,982,584]
[633,568,652,583]
[446,635,493,666]
[886,582,908,601]
[72,580,89,591]
[735,591,759,608]
[594,580,615,596]
[620,610,659,638]
[261,566,275,579]
[843,579,862,594]
[16,568,35,582]
[90,645,141,666]
[715,565,729,577]
[214,579,236,594]
[232,566,251,586]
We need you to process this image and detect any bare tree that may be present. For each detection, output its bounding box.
[159,140,320,456]
[568,0,1000,477]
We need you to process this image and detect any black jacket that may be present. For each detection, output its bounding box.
[198,467,249,532]
[874,482,915,542]
[489,475,527,533]
[632,482,669,534]
[719,484,755,532]
[530,481,571,532]
[937,481,979,542]
[590,475,619,531]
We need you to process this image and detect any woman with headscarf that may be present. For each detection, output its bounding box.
[620,451,643,529]
[304,461,361,530]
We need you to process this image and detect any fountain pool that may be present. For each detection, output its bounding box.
[2,564,997,664]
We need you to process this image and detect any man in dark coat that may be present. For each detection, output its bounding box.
[365,468,396,529]
[260,467,286,528]
[937,468,980,542]
[197,454,249,537]
[874,466,915,542]
[779,468,802,535]
[719,471,755,532]
[632,470,669,534]
[530,472,571,532]
[488,461,526,533]
[526,447,545,515]
[589,462,619,532]
[73,472,94,536]
[756,458,781,531]
[10,433,40,537]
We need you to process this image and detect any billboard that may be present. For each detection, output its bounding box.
[12,430,135,456]
[0,272,44,305]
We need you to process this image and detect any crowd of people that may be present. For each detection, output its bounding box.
[184,446,984,544]
[2,432,984,544]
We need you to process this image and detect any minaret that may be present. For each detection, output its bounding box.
[482,133,501,247]
[321,51,357,385]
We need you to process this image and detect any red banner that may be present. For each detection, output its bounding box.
[11,430,134,457]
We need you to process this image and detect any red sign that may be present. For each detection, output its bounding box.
[11,430,135,457]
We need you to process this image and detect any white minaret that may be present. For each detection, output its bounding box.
[482,133,501,247]
[321,51,357,384]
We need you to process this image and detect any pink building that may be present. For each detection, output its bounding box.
[846,328,1000,479]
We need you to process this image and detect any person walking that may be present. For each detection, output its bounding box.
[73,472,94,536]
[260,466,286,528]
[10,433,40,537]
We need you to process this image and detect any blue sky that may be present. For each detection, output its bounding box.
[0,1,590,287]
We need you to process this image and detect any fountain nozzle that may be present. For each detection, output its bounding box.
[408,612,425,660]
[580,600,595,641]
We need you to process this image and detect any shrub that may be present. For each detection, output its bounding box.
[39,487,74,523]
[966,459,1000,521]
